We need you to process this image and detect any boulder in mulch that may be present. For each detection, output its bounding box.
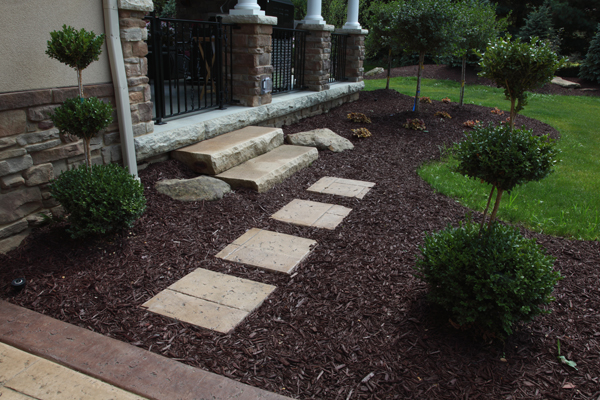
[285,128,354,153]
[365,67,384,76]
[155,176,231,202]
[551,76,581,88]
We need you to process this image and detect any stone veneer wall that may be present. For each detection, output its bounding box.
[0,85,119,252]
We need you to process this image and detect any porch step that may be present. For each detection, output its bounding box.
[216,145,318,193]
[171,126,284,175]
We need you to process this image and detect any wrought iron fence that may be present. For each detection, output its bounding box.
[271,27,307,94]
[329,33,348,83]
[145,14,233,124]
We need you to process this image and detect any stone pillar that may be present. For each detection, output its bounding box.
[118,3,154,142]
[335,28,368,83]
[230,0,265,16]
[222,15,277,107]
[343,0,362,30]
[297,23,335,91]
[303,0,325,25]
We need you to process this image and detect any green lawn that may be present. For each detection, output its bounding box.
[363,76,600,240]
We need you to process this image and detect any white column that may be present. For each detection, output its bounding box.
[230,0,265,16]
[343,0,361,29]
[303,0,325,25]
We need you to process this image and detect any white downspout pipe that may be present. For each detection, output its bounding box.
[103,0,138,178]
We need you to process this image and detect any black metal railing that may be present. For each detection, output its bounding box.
[329,33,348,83]
[271,27,307,94]
[145,14,233,124]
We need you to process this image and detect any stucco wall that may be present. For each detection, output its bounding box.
[0,0,112,93]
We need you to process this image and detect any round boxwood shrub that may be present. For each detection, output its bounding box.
[415,222,561,338]
[50,163,146,238]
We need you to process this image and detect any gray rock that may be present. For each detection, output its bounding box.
[16,128,60,146]
[0,186,42,224]
[0,228,30,254]
[155,176,231,202]
[552,77,581,88]
[365,67,384,77]
[0,155,33,176]
[285,128,354,153]
[24,163,54,186]
[0,219,29,240]
[0,138,16,151]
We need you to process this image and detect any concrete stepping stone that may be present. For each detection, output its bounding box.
[216,145,318,192]
[171,126,284,174]
[142,268,276,334]
[271,199,352,230]
[216,228,316,274]
[307,176,375,199]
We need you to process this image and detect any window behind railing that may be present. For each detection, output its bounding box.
[329,33,348,83]
[145,14,233,124]
[271,27,307,94]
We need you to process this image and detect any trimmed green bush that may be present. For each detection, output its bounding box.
[452,123,559,227]
[50,164,146,238]
[415,222,560,338]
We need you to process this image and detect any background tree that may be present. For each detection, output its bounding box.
[579,24,600,83]
[387,0,461,112]
[46,25,105,99]
[478,35,565,130]
[454,0,506,106]
[365,0,403,89]
[519,1,561,52]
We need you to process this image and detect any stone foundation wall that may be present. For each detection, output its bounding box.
[0,85,120,252]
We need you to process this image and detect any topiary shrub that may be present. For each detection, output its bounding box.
[50,164,146,238]
[452,123,559,229]
[415,221,561,338]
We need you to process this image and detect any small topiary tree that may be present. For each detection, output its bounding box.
[452,123,560,230]
[478,35,565,131]
[579,24,600,84]
[46,25,111,168]
[415,221,561,339]
[50,163,146,238]
[46,25,105,99]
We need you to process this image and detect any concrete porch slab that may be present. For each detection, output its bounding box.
[141,268,276,334]
[307,176,375,199]
[271,199,352,229]
[216,145,318,192]
[216,228,317,274]
[171,126,283,175]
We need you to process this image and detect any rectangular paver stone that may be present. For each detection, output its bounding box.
[271,199,352,230]
[216,228,317,274]
[142,290,250,334]
[307,176,375,199]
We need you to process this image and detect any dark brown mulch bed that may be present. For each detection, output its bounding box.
[2,72,600,399]
[365,64,600,97]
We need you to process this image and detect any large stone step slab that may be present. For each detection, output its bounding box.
[171,126,284,175]
[216,145,318,192]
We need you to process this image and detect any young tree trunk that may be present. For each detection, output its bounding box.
[84,138,91,168]
[479,185,496,233]
[77,69,84,99]
[509,98,516,132]
[459,56,466,106]
[414,51,425,113]
[488,188,504,228]
[386,48,392,90]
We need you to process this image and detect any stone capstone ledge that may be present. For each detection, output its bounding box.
[118,0,153,12]
[134,82,364,162]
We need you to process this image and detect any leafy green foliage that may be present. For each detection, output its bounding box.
[579,24,600,83]
[452,123,559,192]
[50,164,146,238]
[46,25,105,71]
[51,97,113,143]
[478,35,565,129]
[415,221,560,338]
[519,2,557,44]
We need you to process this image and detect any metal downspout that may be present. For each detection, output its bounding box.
[103,0,138,178]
